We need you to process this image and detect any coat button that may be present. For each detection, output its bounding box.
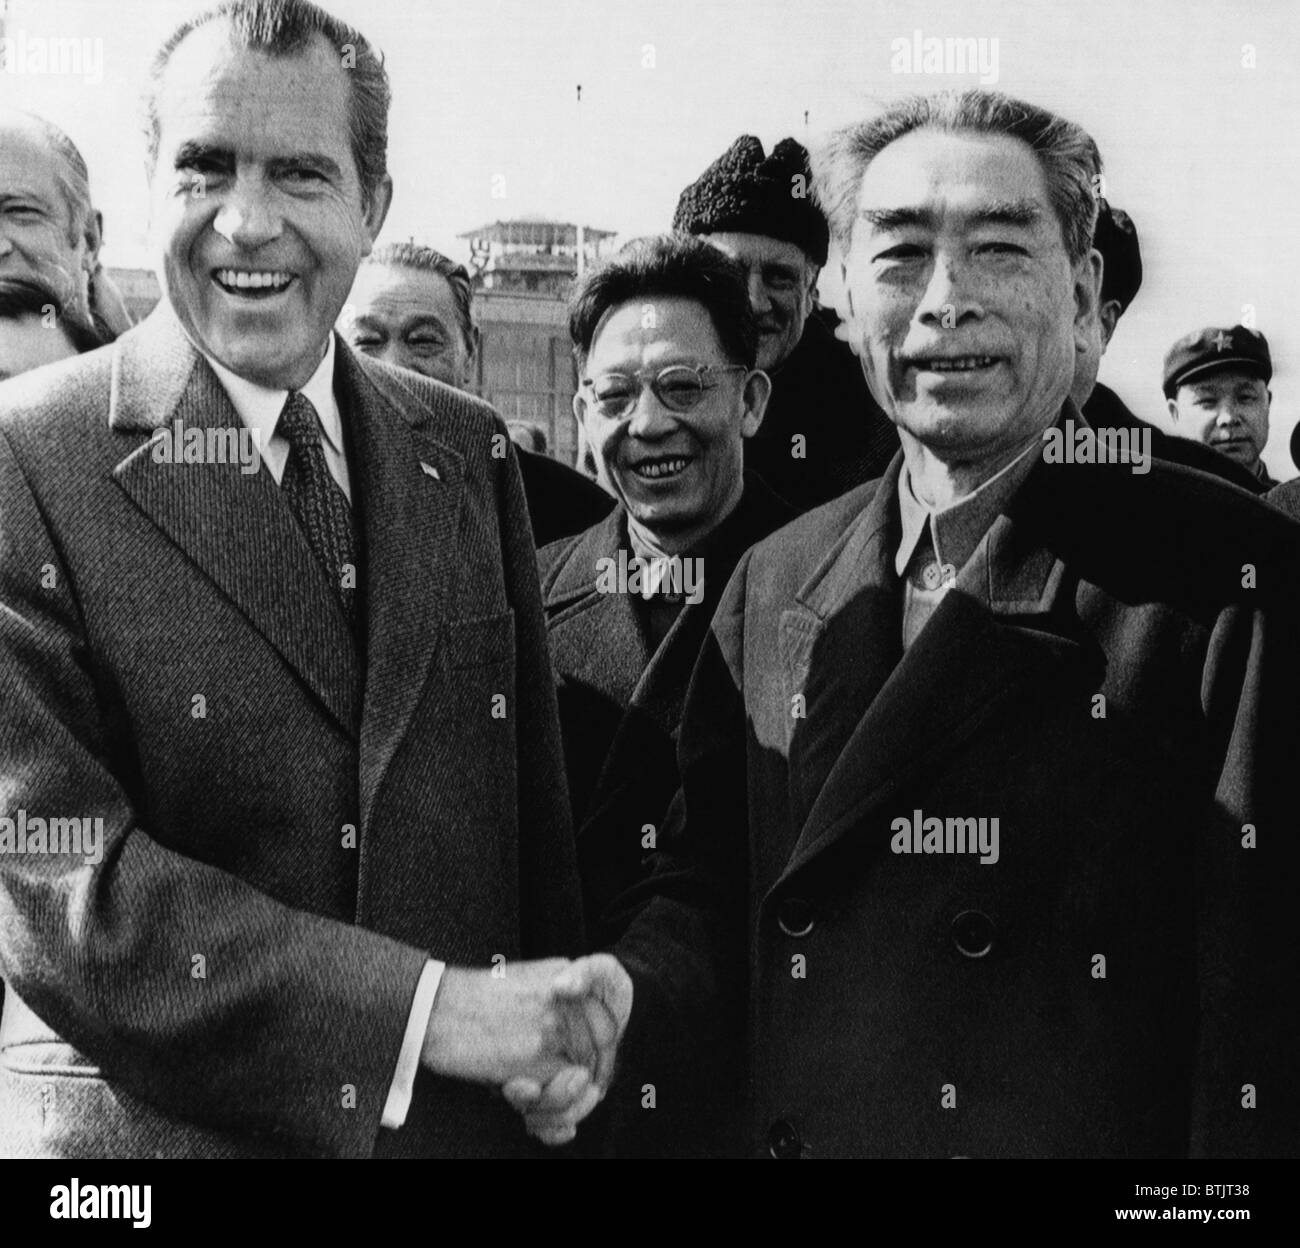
[951,909,995,958]
[776,896,815,937]
[767,1119,803,1159]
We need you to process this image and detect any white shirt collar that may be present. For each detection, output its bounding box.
[203,335,342,458]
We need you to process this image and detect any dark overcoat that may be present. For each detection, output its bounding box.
[616,433,1300,1158]
[539,474,794,936]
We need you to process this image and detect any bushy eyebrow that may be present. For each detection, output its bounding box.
[761,260,804,280]
[0,189,55,207]
[1191,380,1265,396]
[170,141,342,180]
[352,311,450,333]
[267,153,342,180]
[859,200,1044,232]
[399,314,452,334]
[171,140,228,168]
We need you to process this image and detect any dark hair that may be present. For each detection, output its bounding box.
[0,277,106,354]
[367,242,474,353]
[814,89,1101,265]
[569,233,758,370]
[142,0,391,208]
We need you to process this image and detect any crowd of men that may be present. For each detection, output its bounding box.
[0,0,1296,1160]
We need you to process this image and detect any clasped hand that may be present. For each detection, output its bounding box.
[422,954,633,1145]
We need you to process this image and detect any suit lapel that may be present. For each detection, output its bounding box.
[622,595,704,735]
[110,307,361,736]
[544,510,656,714]
[338,344,466,829]
[780,465,906,820]
[775,460,1104,892]
[600,477,793,765]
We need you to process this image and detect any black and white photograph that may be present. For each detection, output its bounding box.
[0,0,1295,1221]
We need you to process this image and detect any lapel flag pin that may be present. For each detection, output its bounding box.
[419,461,441,480]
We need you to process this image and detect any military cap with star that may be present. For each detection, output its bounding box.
[1162,325,1272,398]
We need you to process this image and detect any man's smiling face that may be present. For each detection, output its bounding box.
[575,296,767,549]
[148,23,390,389]
[842,127,1096,461]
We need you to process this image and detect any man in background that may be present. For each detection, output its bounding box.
[674,134,898,511]
[539,233,794,1154]
[341,241,612,545]
[541,234,793,941]
[0,107,133,342]
[1164,325,1276,489]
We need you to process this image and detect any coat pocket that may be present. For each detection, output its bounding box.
[444,608,515,671]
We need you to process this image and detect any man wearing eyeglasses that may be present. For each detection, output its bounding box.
[536,233,795,1152]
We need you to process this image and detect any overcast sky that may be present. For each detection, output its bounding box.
[3,0,1297,475]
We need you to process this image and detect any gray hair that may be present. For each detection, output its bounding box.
[365,242,475,353]
[142,0,391,208]
[813,89,1101,264]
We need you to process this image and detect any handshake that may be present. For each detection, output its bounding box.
[420,954,634,1145]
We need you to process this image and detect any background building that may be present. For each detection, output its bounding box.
[460,217,615,465]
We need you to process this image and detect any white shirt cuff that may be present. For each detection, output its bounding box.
[381,958,445,1129]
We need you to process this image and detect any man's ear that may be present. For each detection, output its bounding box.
[1166,396,1180,424]
[1098,300,1122,350]
[360,174,394,253]
[462,324,482,388]
[740,367,773,438]
[84,209,104,267]
[803,262,821,316]
[1072,247,1103,352]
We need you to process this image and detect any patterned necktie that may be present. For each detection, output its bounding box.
[277,391,358,626]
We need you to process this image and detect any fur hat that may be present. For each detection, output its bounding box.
[673,135,829,266]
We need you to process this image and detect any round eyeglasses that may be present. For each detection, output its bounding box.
[579,364,749,419]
